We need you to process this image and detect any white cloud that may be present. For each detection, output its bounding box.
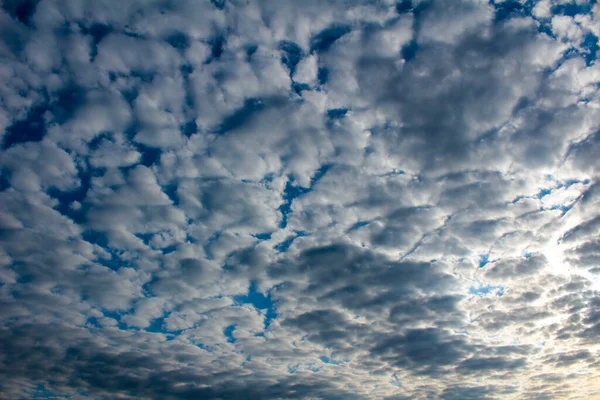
[0,0,599,399]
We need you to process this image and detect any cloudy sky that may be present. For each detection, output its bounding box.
[1,0,600,399]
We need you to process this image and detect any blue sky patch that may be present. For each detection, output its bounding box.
[401,40,418,62]
[88,132,113,150]
[311,25,351,53]
[580,33,599,66]
[536,188,553,199]
[246,44,258,58]
[551,203,575,215]
[16,273,34,285]
[274,231,307,252]
[224,324,236,343]
[253,232,272,241]
[82,230,110,248]
[311,164,332,184]
[292,81,311,95]
[211,0,225,10]
[551,1,593,17]
[165,32,190,51]
[470,284,504,297]
[279,181,310,228]
[145,316,167,334]
[47,166,92,223]
[94,254,129,272]
[318,67,329,85]
[234,283,277,329]
[491,0,532,23]
[181,119,198,137]
[396,0,413,14]
[280,41,304,75]
[80,23,112,59]
[135,233,155,246]
[2,105,46,149]
[319,356,347,365]
[0,167,11,191]
[279,165,331,228]
[143,313,182,338]
[101,310,130,330]
[274,235,296,252]
[162,183,180,206]
[86,316,102,328]
[209,35,226,60]
[327,108,349,119]
[161,245,177,255]
[82,230,134,270]
[2,0,38,26]
[52,86,87,124]
[348,221,370,232]
[479,254,490,268]
[135,143,162,167]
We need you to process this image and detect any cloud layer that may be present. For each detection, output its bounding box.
[1,0,600,399]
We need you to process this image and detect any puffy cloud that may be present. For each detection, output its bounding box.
[0,0,599,399]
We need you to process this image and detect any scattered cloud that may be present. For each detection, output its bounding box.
[1,0,599,399]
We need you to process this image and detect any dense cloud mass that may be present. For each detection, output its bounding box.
[0,0,600,399]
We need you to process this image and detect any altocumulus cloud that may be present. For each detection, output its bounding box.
[1,0,600,399]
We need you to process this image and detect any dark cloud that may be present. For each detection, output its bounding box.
[370,328,471,372]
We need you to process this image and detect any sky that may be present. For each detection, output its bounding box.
[0,0,599,399]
